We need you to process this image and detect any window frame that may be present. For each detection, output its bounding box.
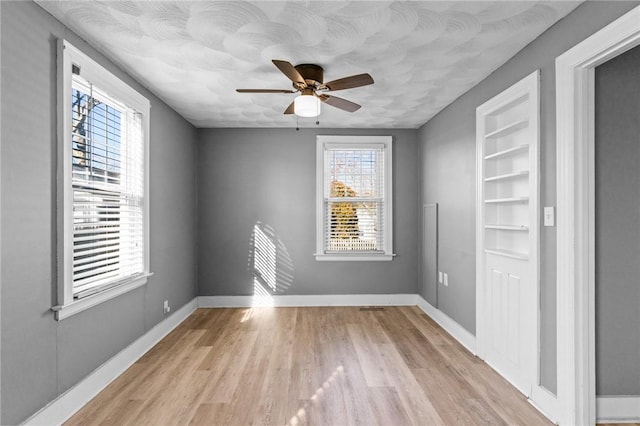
[54,39,151,320]
[315,135,394,261]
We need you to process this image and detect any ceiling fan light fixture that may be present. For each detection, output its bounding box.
[294,93,321,117]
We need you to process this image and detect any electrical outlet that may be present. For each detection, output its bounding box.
[163,300,170,314]
[438,271,443,284]
[443,273,449,287]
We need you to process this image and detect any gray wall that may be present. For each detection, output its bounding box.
[417,1,640,394]
[0,2,198,424]
[594,45,640,396]
[197,128,419,297]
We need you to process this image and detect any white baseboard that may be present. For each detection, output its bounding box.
[414,296,476,355]
[197,293,418,308]
[23,294,588,426]
[597,396,640,423]
[23,298,198,426]
[199,294,478,355]
[414,297,561,424]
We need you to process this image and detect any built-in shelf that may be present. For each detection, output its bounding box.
[485,249,529,260]
[477,71,539,370]
[485,170,529,182]
[485,224,529,231]
[484,144,528,160]
[484,119,529,139]
[484,196,529,204]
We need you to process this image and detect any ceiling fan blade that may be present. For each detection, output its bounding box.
[236,89,296,93]
[284,101,295,115]
[323,73,374,92]
[272,60,306,87]
[318,94,361,112]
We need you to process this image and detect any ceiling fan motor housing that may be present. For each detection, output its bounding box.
[294,64,324,88]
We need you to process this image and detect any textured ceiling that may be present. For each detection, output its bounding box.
[37,1,580,128]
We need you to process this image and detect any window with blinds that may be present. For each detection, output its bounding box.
[316,136,393,261]
[56,39,150,320]
[70,77,144,298]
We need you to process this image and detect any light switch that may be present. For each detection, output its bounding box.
[443,273,449,287]
[438,271,443,283]
[544,206,555,227]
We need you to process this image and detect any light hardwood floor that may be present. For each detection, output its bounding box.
[66,306,553,425]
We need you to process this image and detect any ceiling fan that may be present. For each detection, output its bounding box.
[236,60,374,117]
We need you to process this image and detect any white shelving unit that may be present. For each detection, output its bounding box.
[477,79,538,260]
[475,70,540,397]
[484,170,529,182]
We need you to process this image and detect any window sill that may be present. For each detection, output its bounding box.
[52,273,152,321]
[315,253,396,261]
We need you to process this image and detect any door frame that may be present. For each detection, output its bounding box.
[555,6,640,425]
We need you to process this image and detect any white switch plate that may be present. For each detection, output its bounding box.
[438,271,443,283]
[544,206,555,227]
[443,273,449,287]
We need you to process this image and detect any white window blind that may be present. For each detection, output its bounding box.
[70,76,145,298]
[324,147,384,252]
[316,136,393,261]
[55,39,150,320]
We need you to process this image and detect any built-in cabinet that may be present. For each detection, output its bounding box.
[476,70,539,397]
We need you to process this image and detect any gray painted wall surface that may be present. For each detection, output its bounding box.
[197,128,419,297]
[417,1,639,394]
[594,46,640,395]
[0,2,198,423]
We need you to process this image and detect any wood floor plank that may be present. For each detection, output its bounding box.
[346,322,391,387]
[366,386,413,426]
[376,343,446,425]
[66,306,554,426]
[188,403,232,426]
[434,340,550,425]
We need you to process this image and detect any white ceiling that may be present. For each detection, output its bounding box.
[37,1,580,129]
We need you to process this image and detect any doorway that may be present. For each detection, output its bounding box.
[555,6,640,424]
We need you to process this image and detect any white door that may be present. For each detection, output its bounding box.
[484,254,534,394]
[476,71,539,396]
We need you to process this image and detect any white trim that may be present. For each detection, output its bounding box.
[596,396,640,423]
[197,294,479,356]
[24,294,567,425]
[52,273,152,321]
[56,39,152,318]
[415,296,476,355]
[197,294,479,363]
[197,293,418,308]
[530,385,560,425]
[315,135,393,260]
[314,253,395,261]
[23,298,197,426]
[555,7,640,425]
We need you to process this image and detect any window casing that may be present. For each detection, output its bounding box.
[316,136,394,261]
[55,40,151,320]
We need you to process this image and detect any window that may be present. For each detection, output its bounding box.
[54,40,151,320]
[316,136,394,261]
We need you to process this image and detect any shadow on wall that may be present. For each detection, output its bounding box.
[248,221,294,306]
